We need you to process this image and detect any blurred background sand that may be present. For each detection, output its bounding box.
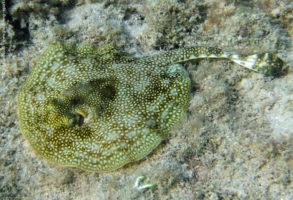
[0,0,292,199]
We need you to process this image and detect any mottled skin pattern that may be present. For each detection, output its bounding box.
[17,43,285,171]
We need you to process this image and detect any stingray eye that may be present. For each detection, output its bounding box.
[68,113,84,127]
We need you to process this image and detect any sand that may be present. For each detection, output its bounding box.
[0,0,292,199]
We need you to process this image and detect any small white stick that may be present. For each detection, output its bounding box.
[134,176,155,191]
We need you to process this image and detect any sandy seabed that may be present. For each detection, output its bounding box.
[0,0,292,199]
